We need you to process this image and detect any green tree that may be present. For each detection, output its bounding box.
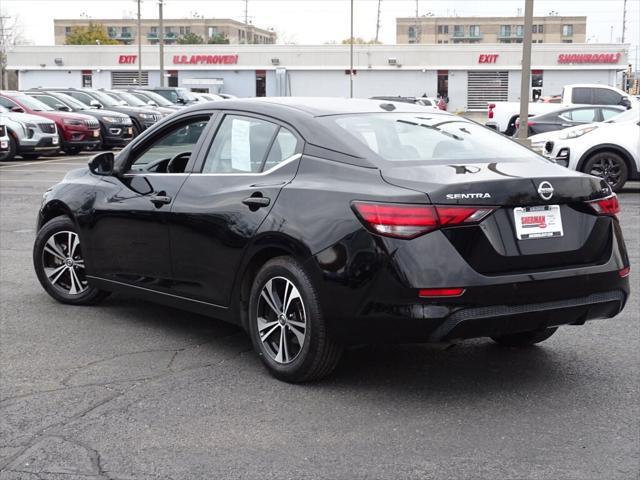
[177,32,204,44]
[65,23,119,45]
[207,33,230,44]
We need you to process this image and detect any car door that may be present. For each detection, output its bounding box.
[168,112,303,306]
[83,113,214,290]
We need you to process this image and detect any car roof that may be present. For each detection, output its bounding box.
[208,97,450,117]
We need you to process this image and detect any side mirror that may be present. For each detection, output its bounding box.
[176,98,186,105]
[10,106,25,113]
[147,100,158,107]
[620,97,632,109]
[89,100,103,109]
[88,151,115,176]
[57,105,71,112]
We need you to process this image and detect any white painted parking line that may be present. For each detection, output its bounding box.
[0,156,91,169]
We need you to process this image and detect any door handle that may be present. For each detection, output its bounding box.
[242,195,271,209]
[150,193,172,207]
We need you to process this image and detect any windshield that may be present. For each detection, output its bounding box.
[133,90,174,106]
[176,88,197,101]
[606,108,640,124]
[0,105,8,113]
[55,92,91,110]
[88,90,122,107]
[324,113,542,164]
[14,95,54,111]
[112,91,147,107]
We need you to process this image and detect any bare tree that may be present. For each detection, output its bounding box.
[0,10,29,89]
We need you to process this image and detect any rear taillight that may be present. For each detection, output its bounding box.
[419,287,465,298]
[618,266,630,278]
[352,202,494,239]
[586,195,620,216]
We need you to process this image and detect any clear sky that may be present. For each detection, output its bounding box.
[3,0,639,65]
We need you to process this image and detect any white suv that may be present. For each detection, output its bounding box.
[0,105,59,161]
[530,108,639,192]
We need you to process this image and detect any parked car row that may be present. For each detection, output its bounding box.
[0,86,230,161]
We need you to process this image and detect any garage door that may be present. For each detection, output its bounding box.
[111,71,149,87]
[467,71,508,110]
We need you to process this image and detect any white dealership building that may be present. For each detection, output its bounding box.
[7,43,629,111]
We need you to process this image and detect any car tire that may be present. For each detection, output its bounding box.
[248,257,343,383]
[491,327,557,347]
[33,216,109,305]
[2,135,17,162]
[20,153,40,160]
[582,151,629,192]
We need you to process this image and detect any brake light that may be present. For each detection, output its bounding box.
[618,266,630,278]
[586,195,620,216]
[419,288,465,298]
[352,202,494,239]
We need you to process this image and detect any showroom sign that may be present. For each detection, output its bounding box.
[557,53,622,64]
[173,54,239,65]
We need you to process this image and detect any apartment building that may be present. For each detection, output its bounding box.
[397,15,586,44]
[54,18,276,45]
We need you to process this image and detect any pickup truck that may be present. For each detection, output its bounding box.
[487,84,635,135]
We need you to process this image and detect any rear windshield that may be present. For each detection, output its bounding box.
[324,113,541,163]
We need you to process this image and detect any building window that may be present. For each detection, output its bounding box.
[562,39,573,43]
[562,24,573,36]
[437,40,442,44]
[453,25,464,37]
[532,25,537,34]
[437,25,449,34]
[107,27,117,38]
[64,26,72,35]
[444,40,449,44]
[185,26,190,34]
[208,26,219,36]
[538,24,544,34]
[408,26,416,39]
[469,25,480,37]
[515,25,523,37]
[179,26,185,35]
[500,25,511,37]
[82,71,92,88]
[150,26,158,33]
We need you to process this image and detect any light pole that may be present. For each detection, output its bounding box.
[158,0,165,87]
[349,0,354,98]
[137,0,142,86]
[517,0,534,145]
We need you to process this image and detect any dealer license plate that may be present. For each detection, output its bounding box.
[93,130,100,137]
[513,205,563,240]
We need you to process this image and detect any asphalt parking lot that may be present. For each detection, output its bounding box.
[1,153,638,480]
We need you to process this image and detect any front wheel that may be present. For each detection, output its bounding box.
[248,257,343,382]
[20,153,40,160]
[582,151,629,192]
[491,327,557,347]
[2,135,17,162]
[33,216,109,305]
[62,146,81,155]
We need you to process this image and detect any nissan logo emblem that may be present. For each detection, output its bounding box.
[538,181,554,201]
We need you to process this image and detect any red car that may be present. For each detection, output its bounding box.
[0,91,100,155]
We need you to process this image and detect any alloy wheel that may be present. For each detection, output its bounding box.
[256,276,307,364]
[589,156,622,188]
[42,231,88,295]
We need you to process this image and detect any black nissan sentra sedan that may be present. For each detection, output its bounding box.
[33,98,630,382]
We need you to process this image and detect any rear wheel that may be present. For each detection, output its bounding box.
[582,151,628,192]
[33,216,109,305]
[491,327,557,347]
[248,257,343,382]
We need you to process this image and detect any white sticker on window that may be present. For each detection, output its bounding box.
[231,119,251,171]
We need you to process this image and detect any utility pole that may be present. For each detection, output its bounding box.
[0,14,12,90]
[375,0,382,43]
[137,0,142,86]
[349,0,354,98]
[158,0,164,87]
[414,0,420,43]
[621,0,627,44]
[517,0,534,145]
[244,0,249,44]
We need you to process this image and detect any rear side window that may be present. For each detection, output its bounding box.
[594,89,622,105]
[571,88,593,104]
[601,108,622,120]
[263,128,298,171]
[66,91,94,105]
[325,113,540,163]
[202,115,278,173]
[565,108,598,122]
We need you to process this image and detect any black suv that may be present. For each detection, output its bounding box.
[26,91,134,149]
[44,88,164,136]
